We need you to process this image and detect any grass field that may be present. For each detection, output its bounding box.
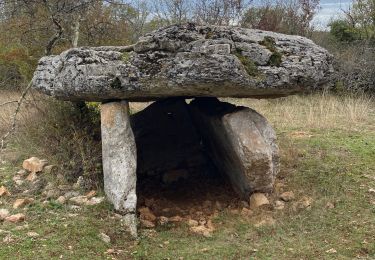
[0,91,374,259]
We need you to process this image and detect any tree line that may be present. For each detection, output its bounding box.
[0,0,373,91]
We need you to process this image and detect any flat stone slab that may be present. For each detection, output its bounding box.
[31,23,334,102]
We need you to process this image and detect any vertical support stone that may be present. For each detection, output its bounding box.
[101,101,137,237]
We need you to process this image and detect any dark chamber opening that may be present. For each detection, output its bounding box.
[130,98,241,219]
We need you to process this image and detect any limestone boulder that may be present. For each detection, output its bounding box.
[31,24,334,102]
[190,98,279,199]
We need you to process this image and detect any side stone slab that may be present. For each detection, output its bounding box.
[101,101,137,237]
[189,98,279,199]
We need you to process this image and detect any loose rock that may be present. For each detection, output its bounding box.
[22,157,48,173]
[0,209,10,220]
[13,198,34,209]
[98,233,111,244]
[69,196,88,205]
[0,186,11,197]
[5,213,26,223]
[280,191,295,202]
[249,193,270,209]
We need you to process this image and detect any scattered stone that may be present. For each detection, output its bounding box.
[274,200,285,210]
[139,207,156,222]
[140,219,155,228]
[13,198,34,209]
[69,205,82,211]
[27,232,39,238]
[85,190,97,199]
[249,193,270,209]
[69,196,88,205]
[64,191,80,200]
[22,157,48,173]
[17,169,27,176]
[14,179,24,186]
[293,196,313,211]
[241,207,253,217]
[369,188,375,194]
[45,189,61,199]
[5,213,26,223]
[187,219,199,227]
[26,172,38,182]
[326,248,337,254]
[279,191,295,202]
[0,209,10,220]
[0,186,11,197]
[86,197,105,206]
[56,196,66,204]
[3,234,14,243]
[98,233,111,244]
[190,225,213,237]
[158,216,169,225]
[43,165,56,174]
[169,215,183,222]
[325,202,335,209]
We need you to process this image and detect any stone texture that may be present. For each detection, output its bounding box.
[190,98,279,199]
[101,101,137,237]
[13,198,34,209]
[31,24,333,102]
[0,186,10,197]
[22,157,48,173]
[249,193,270,209]
[5,213,26,223]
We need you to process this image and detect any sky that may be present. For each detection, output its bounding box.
[313,0,352,29]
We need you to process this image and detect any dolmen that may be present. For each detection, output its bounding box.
[31,23,334,236]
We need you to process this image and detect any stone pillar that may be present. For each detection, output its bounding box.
[101,101,137,237]
[189,98,279,199]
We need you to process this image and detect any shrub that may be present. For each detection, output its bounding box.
[13,97,102,189]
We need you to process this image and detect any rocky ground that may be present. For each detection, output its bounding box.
[0,94,374,259]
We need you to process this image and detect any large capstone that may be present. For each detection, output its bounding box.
[31,23,334,102]
[190,98,279,199]
[101,101,137,237]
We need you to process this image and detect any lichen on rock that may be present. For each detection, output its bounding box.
[31,23,334,102]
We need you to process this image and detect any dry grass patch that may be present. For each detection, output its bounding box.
[225,92,375,131]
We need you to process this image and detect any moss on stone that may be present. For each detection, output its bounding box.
[260,36,283,67]
[234,51,260,77]
[122,52,132,63]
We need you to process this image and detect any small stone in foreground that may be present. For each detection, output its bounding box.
[5,213,26,223]
[279,191,295,202]
[22,157,48,173]
[249,193,270,209]
[27,231,39,238]
[13,198,34,209]
[56,196,66,204]
[0,209,10,220]
[0,186,11,197]
[140,219,155,228]
[98,232,111,244]
[69,196,88,205]
[274,200,285,210]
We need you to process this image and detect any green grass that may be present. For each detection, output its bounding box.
[0,94,374,259]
